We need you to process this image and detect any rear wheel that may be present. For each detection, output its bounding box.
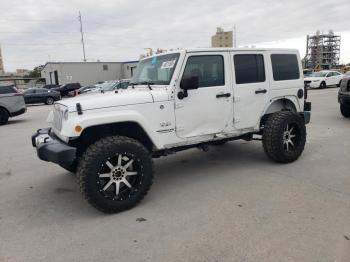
[340,104,350,118]
[319,81,327,89]
[45,97,54,105]
[262,111,306,163]
[77,135,154,213]
[0,108,9,125]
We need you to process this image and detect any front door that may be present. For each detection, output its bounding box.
[231,52,269,129]
[175,53,232,138]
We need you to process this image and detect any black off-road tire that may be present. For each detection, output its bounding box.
[77,135,154,213]
[340,104,350,118]
[262,111,306,163]
[0,108,9,125]
[319,81,327,89]
[45,97,54,105]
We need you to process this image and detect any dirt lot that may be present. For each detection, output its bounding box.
[0,88,349,262]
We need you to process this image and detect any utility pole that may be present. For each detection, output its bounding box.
[78,11,87,62]
[233,24,237,48]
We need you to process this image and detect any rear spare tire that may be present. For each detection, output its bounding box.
[262,111,306,163]
[77,135,154,213]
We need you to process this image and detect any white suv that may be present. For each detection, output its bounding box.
[304,70,343,89]
[32,48,311,213]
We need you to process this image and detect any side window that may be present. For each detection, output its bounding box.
[37,89,46,94]
[234,54,265,84]
[326,72,333,77]
[182,55,225,88]
[271,54,300,81]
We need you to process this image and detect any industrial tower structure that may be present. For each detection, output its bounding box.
[0,45,4,75]
[304,30,341,70]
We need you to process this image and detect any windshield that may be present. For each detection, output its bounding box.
[310,72,328,77]
[131,53,180,85]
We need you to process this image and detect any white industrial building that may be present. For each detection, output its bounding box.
[41,61,138,86]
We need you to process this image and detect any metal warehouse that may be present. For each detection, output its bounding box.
[41,61,138,86]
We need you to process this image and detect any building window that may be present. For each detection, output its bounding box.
[234,54,266,84]
[103,64,108,71]
[271,54,299,81]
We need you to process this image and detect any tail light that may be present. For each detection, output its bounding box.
[15,91,23,96]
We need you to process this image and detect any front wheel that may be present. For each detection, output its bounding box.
[262,111,306,163]
[340,104,350,118]
[77,136,154,213]
[319,81,327,89]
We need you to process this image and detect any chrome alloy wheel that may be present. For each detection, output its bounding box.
[97,154,141,200]
[282,124,298,152]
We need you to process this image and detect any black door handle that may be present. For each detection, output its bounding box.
[216,93,231,98]
[255,89,267,94]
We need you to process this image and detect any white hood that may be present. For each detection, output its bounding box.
[57,86,170,112]
[304,76,323,82]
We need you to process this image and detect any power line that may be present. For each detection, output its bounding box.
[78,11,87,62]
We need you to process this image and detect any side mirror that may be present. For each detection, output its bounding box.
[178,76,199,100]
[180,76,199,90]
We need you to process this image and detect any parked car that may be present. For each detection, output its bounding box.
[23,88,61,105]
[0,85,26,125]
[32,48,311,213]
[98,79,130,92]
[77,80,131,96]
[304,70,344,89]
[338,76,350,118]
[42,84,60,89]
[72,85,98,96]
[52,83,81,96]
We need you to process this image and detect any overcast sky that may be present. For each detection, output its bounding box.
[0,0,350,71]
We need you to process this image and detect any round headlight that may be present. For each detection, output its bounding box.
[63,109,69,120]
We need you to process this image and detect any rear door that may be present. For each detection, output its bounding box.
[230,52,269,129]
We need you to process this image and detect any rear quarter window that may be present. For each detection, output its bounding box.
[0,86,16,94]
[271,54,300,81]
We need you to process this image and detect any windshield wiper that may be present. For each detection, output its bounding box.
[130,82,154,90]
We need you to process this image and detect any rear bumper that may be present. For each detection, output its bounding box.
[32,128,77,170]
[300,111,311,124]
[301,101,311,124]
[10,107,26,117]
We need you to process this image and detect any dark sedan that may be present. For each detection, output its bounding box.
[23,88,61,105]
[52,83,81,96]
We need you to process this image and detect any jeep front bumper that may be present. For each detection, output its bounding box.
[32,128,77,170]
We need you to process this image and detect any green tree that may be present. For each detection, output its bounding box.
[25,65,44,78]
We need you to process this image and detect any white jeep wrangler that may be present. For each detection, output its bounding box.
[32,48,311,213]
